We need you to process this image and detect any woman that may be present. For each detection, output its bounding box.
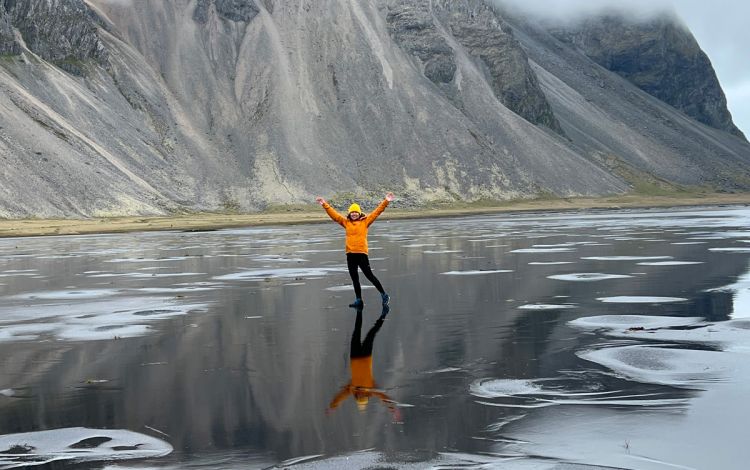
[316,192,394,308]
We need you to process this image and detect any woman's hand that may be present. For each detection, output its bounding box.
[385,192,395,202]
[315,196,326,206]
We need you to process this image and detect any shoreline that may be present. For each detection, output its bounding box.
[1,193,749,238]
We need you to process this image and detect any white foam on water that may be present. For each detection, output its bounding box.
[105,257,189,263]
[0,427,172,467]
[294,249,340,253]
[8,289,120,301]
[0,272,39,278]
[426,367,463,374]
[402,243,439,247]
[485,244,508,248]
[510,248,575,253]
[597,296,688,303]
[532,243,576,248]
[262,450,514,470]
[129,287,215,294]
[578,345,730,388]
[0,297,208,342]
[250,255,308,263]
[174,282,224,287]
[709,247,750,253]
[671,241,707,245]
[422,250,462,254]
[325,285,374,291]
[0,324,54,342]
[214,267,346,281]
[470,379,544,398]
[87,272,205,279]
[581,256,673,261]
[470,378,683,409]
[636,261,704,266]
[499,389,748,470]
[569,315,703,330]
[157,245,204,251]
[710,231,750,238]
[441,270,513,275]
[518,304,576,310]
[575,316,750,352]
[548,273,633,281]
[528,261,574,265]
[494,312,750,468]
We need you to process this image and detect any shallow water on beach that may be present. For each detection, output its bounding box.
[1,206,749,469]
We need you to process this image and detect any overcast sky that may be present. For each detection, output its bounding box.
[498,0,750,137]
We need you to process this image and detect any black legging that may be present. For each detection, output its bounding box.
[351,308,385,358]
[347,253,385,299]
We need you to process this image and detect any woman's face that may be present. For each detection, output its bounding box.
[349,212,362,221]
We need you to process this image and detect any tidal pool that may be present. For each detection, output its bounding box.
[1,206,750,469]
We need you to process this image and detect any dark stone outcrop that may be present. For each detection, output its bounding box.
[386,1,457,85]
[387,0,562,135]
[433,0,562,134]
[0,7,19,54]
[1,0,107,75]
[443,2,563,134]
[193,0,259,24]
[550,14,746,140]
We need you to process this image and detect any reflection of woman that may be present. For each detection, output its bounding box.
[315,193,394,308]
[327,306,399,418]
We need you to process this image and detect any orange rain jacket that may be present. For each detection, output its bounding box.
[323,199,389,254]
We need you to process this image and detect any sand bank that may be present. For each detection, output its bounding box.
[1,193,749,238]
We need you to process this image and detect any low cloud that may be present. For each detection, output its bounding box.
[493,0,749,136]
[492,0,676,25]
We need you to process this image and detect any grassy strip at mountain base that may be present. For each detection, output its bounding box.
[1,192,749,238]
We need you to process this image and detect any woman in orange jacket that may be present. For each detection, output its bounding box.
[316,192,394,308]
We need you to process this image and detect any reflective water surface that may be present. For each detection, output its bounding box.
[1,206,749,469]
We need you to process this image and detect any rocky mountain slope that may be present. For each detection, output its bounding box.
[0,0,747,218]
[547,13,745,140]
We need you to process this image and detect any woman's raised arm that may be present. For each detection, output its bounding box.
[317,196,346,226]
[366,193,394,227]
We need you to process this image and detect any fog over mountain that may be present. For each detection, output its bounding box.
[495,0,750,136]
[0,0,748,218]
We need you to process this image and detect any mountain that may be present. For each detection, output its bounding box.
[0,0,747,218]
[546,12,745,140]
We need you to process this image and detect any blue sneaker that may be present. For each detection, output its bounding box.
[380,304,390,319]
[381,293,390,306]
[349,298,363,309]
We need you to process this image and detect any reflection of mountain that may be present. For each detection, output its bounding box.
[1,213,750,460]
[0,1,749,217]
